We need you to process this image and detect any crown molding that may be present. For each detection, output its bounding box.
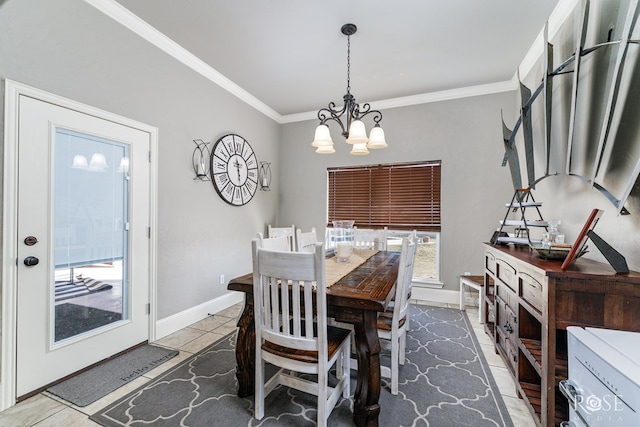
[85,0,568,125]
[279,80,517,124]
[83,0,282,122]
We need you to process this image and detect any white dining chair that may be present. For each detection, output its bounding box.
[296,227,317,252]
[378,234,417,395]
[256,232,289,251]
[251,239,351,426]
[267,224,296,251]
[353,226,388,250]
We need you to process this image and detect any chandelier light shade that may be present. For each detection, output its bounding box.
[88,153,108,171]
[71,153,112,171]
[367,125,388,149]
[311,124,334,148]
[71,154,89,169]
[311,24,387,155]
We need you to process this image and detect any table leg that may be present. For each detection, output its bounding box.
[352,310,381,427]
[234,297,255,397]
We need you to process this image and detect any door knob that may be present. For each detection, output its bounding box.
[23,256,39,266]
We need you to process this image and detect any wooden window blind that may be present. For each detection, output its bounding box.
[327,161,441,232]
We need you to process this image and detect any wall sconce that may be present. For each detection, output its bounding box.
[259,161,271,191]
[192,139,211,181]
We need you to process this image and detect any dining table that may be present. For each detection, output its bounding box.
[227,249,400,427]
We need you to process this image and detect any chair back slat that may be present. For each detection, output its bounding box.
[296,227,318,252]
[269,276,280,332]
[393,235,418,326]
[253,239,327,353]
[304,282,314,339]
[268,224,296,251]
[353,227,388,250]
[256,232,290,251]
[292,280,301,337]
[281,279,291,336]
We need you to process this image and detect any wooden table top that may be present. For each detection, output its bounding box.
[227,250,401,312]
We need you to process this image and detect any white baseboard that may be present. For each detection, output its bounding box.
[155,292,243,340]
[411,286,460,305]
[155,286,468,341]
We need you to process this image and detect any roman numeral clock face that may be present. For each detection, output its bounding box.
[210,134,258,206]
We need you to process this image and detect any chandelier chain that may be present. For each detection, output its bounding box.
[346,34,351,94]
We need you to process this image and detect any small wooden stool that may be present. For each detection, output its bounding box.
[459,275,485,324]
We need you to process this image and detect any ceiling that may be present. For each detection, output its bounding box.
[111,0,561,120]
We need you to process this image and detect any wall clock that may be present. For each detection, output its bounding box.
[210,134,258,206]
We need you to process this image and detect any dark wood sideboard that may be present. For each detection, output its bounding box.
[482,243,640,426]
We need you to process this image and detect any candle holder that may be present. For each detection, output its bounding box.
[259,161,271,190]
[192,139,211,181]
[332,220,355,262]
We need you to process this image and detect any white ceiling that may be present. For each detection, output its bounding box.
[111,0,561,120]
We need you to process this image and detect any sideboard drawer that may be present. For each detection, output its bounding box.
[496,258,517,291]
[520,272,543,313]
[485,251,496,274]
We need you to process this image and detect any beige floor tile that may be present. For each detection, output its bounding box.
[154,326,205,349]
[480,343,506,368]
[502,395,538,427]
[33,406,100,426]
[189,313,237,331]
[473,328,495,346]
[0,394,67,426]
[179,331,224,354]
[490,365,519,399]
[41,390,74,406]
[215,303,243,319]
[214,319,239,337]
[414,299,447,307]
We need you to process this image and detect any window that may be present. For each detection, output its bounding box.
[327,161,441,282]
[327,161,441,231]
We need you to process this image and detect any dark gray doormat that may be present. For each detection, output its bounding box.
[47,344,178,407]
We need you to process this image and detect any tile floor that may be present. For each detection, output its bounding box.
[0,300,537,426]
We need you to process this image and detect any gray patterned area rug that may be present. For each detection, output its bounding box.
[91,305,513,426]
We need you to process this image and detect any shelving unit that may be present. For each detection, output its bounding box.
[482,243,640,426]
[495,188,547,246]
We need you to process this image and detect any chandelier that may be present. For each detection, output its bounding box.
[311,24,387,155]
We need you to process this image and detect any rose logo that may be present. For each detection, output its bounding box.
[584,395,602,413]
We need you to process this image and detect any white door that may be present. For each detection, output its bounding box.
[14,93,152,398]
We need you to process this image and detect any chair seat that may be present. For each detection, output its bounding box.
[263,324,352,364]
[377,311,406,331]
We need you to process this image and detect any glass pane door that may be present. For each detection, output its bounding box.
[53,128,129,343]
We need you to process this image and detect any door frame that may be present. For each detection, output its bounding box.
[1,80,159,410]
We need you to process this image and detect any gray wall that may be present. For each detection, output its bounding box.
[279,94,516,291]
[0,0,281,319]
[2,0,638,321]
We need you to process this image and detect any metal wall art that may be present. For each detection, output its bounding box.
[502,0,640,215]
